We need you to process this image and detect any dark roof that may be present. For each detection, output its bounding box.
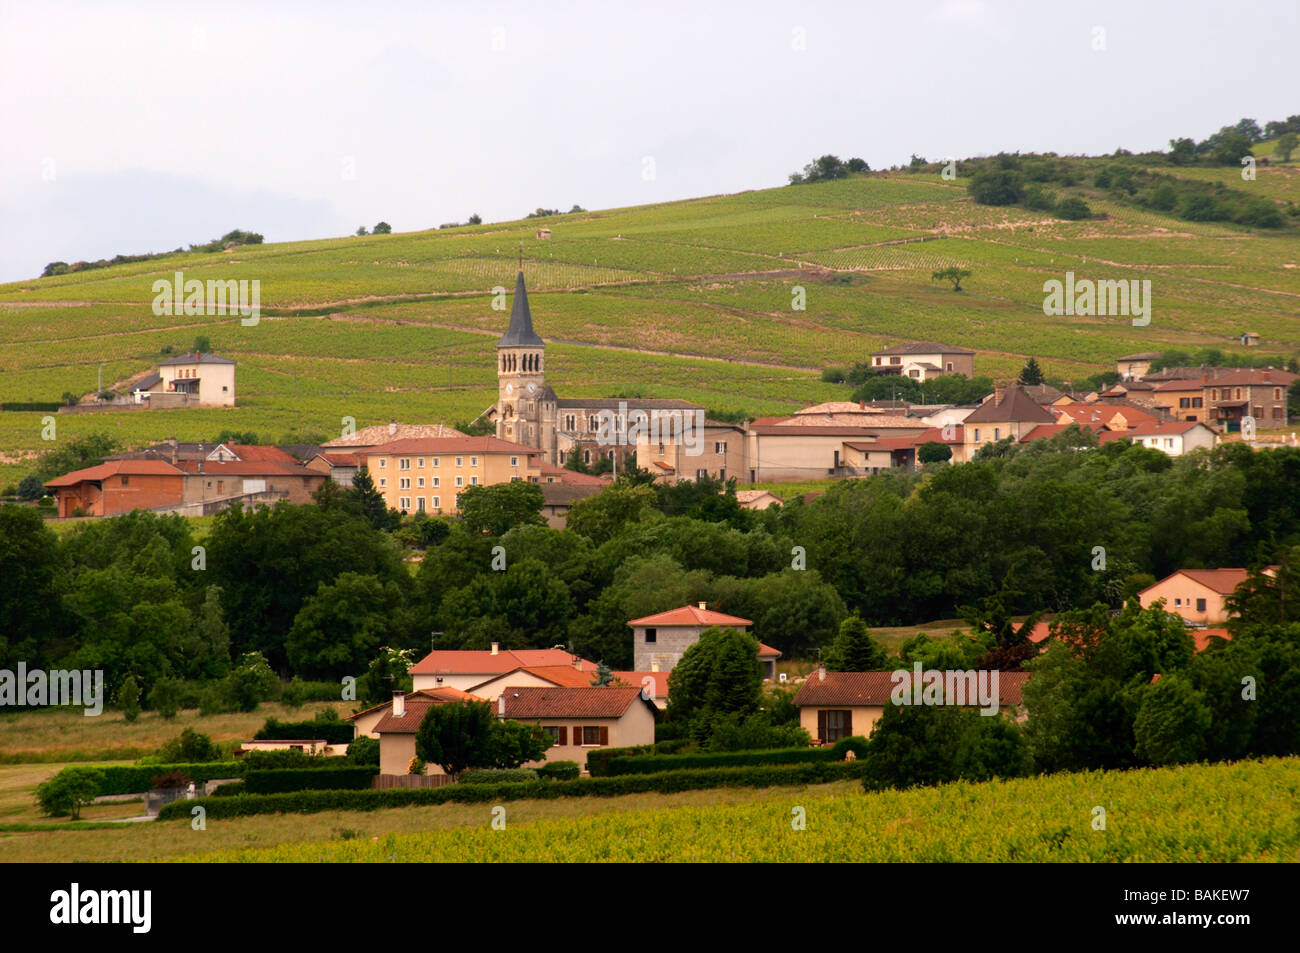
[128,373,162,392]
[793,670,1031,707]
[498,686,650,719]
[1117,352,1163,362]
[497,271,544,348]
[871,341,975,356]
[964,385,1057,424]
[158,351,236,366]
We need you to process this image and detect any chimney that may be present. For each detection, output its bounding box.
[497,694,506,716]
[994,381,1007,405]
[573,656,582,671]
[859,400,866,410]
[817,663,826,682]
[490,642,499,656]
[392,691,406,718]
[388,419,397,436]
[698,601,707,611]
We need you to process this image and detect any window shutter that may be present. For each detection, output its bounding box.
[558,726,567,746]
[599,726,609,746]
[817,710,827,743]
[845,710,853,737]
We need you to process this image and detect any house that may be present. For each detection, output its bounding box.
[611,669,671,708]
[792,669,1033,744]
[869,342,976,380]
[1138,569,1259,625]
[497,686,658,772]
[354,688,488,776]
[536,228,552,240]
[1240,332,1261,347]
[962,384,1057,452]
[1202,369,1296,432]
[1116,352,1163,381]
[1028,618,1231,654]
[1055,402,1161,432]
[463,661,602,702]
[629,602,753,673]
[348,686,484,739]
[152,352,237,407]
[539,482,603,528]
[174,458,325,507]
[1097,420,1217,456]
[45,460,185,517]
[305,451,360,488]
[238,739,344,757]
[408,645,597,694]
[359,436,544,515]
[735,489,782,510]
[634,419,746,483]
[1152,378,1209,424]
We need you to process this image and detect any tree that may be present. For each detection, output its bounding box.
[181,585,231,679]
[1167,137,1196,165]
[566,484,658,546]
[286,572,411,680]
[372,221,392,234]
[917,442,952,464]
[148,678,181,719]
[467,213,482,225]
[413,700,503,778]
[193,335,211,354]
[0,505,64,667]
[1055,197,1092,220]
[355,226,369,236]
[456,481,545,536]
[157,727,222,762]
[859,704,1030,791]
[348,465,393,529]
[1017,357,1045,386]
[1276,132,1298,163]
[967,168,1024,205]
[931,267,972,292]
[1210,131,1253,166]
[1133,673,1210,765]
[825,616,888,671]
[118,675,141,723]
[346,735,380,766]
[667,627,763,740]
[494,719,553,768]
[224,652,279,711]
[1233,118,1264,143]
[36,769,103,819]
[590,661,614,686]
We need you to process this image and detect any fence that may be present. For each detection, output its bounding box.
[372,774,455,790]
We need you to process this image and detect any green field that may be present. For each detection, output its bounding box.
[169,757,1299,863]
[2,162,1297,488]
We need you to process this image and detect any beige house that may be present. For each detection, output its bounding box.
[1152,379,1208,424]
[1097,420,1217,457]
[962,384,1057,452]
[735,489,783,510]
[497,686,658,772]
[408,646,597,694]
[463,662,601,703]
[634,420,746,483]
[1116,352,1163,381]
[349,688,487,776]
[793,670,1032,744]
[869,342,976,380]
[1138,569,1257,626]
[154,352,237,406]
[361,436,543,515]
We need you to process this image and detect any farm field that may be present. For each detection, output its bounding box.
[1,163,1296,488]
[161,756,1300,863]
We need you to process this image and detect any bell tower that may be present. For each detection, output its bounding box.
[496,270,546,448]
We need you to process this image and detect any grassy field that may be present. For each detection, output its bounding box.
[161,756,1300,863]
[1,160,1296,487]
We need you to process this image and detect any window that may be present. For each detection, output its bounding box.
[658,443,665,455]
[874,357,881,365]
[584,450,591,464]
[417,458,424,468]
[433,477,440,487]
[399,477,410,489]
[379,478,387,488]
[121,475,130,486]
[379,459,387,468]
[455,476,464,487]
[697,468,708,479]
[433,496,440,509]
[890,357,900,365]
[1253,406,1262,419]
[645,628,657,643]
[565,415,575,430]
[455,457,463,467]
[510,456,518,467]
[400,458,410,470]
[817,710,853,743]
[581,726,607,746]
[1274,407,1284,419]
[1211,389,1218,401]
[1275,388,1283,401]
[1179,398,1190,409]
[542,726,566,745]
[1235,389,1242,400]
[714,442,726,454]
[1175,598,1182,606]
[471,476,479,485]
[993,427,1000,440]
[417,477,425,488]
[1196,598,1207,613]
[946,362,953,372]
[399,497,410,510]
[417,498,425,512]
[974,429,981,442]
[433,457,439,468]
[1192,398,1203,408]
[471,456,478,467]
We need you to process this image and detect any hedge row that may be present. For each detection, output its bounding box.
[460,768,539,785]
[243,767,378,794]
[253,718,354,745]
[156,761,869,821]
[62,763,243,796]
[591,737,870,777]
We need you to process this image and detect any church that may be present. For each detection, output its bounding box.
[493,270,707,471]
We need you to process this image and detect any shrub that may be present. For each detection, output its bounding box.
[345,736,380,767]
[48,763,240,797]
[243,767,378,794]
[36,769,103,818]
[150,770,191,790]
[703,711,812,751]
[586,745,655,777]
[157,761,871,821]
[1055,197,1092,220]
[156,728,222,764]
[537,761,580,781]
[460,768,540,785]
[254,714,353,745]
[858,705,1031,792]
[829,736,870,760]
[148,679,181,719]
[117,676,141,723]
[209,781,247,797]
[603,746,835,775]
[238,749,333,771]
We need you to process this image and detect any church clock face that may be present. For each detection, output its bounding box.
[505,383,513,395]
[527,383,537,395]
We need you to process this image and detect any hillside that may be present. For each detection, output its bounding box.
[2,157,1298,487]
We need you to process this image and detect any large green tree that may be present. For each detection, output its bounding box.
[667,626,763,740]
[825,616,888,671]
[456,480,546,536]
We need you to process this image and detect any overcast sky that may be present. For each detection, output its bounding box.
[1,0,1294,283]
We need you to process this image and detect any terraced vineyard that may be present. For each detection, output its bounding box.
[1,161,1297,486]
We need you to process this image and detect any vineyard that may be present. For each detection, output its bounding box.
[1,160,1297,485]
[172,756,1300,863]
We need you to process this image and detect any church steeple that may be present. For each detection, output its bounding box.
[497,271,544,348]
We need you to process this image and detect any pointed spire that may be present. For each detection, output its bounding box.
[497,270,544,348]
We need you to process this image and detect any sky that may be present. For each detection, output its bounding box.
[0,0,1295,283]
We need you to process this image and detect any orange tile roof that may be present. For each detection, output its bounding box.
[612,671,670,697]
[469,665,600,691]
[757,642,781,658]
[1166,568,1250,594]
[224,444,298,463]
[627,605,752,627]
[347,686,483,722]
[793,670,1031,707]
[368,688,488,733]
[409,648,595,676]
[45,459,183,486]
[498,686,650,719]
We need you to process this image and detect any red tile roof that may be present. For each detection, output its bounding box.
[612,671,670,697]
[469,665,600,691]
[757,642,781,658]
[224,444,298,463]
[409,648,596,676]
[498,686,650,719]
[793,670,1031,707]
[627,605,752,627]
[1030,618,1231,654]
[367,687,487,733]
[539,463,607,486]
[1201,369,1297,388]
[315,452,360,466]
[347,686,483,722]
[1161,568,1251,594]
[45,459,183,486]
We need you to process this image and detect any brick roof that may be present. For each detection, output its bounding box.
[498,686,649,719]
[469,665,600,692]
[410,648,596,676]
[871,341,975,356]
[1204,369,1297,388]
[627,604,752,627]
[223,444,299,463]
[1056,404,1159,429]
[362,436,542,456]
[314,452,360,466]
[964,385,1058,425]
[371,688,488,733]
[539,463,607,486]
[1153,568,1251,595]
[757,642,781,658]
[348,686,483,724]
[45,459,183,486]
[793,670,1031,707]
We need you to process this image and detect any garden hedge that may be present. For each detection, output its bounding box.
[592,737,870,776]
[243,767,378,794]
[460,768,540,785]
[156,761,869,821]
[253,718,354,745]
[59,763,242,796]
